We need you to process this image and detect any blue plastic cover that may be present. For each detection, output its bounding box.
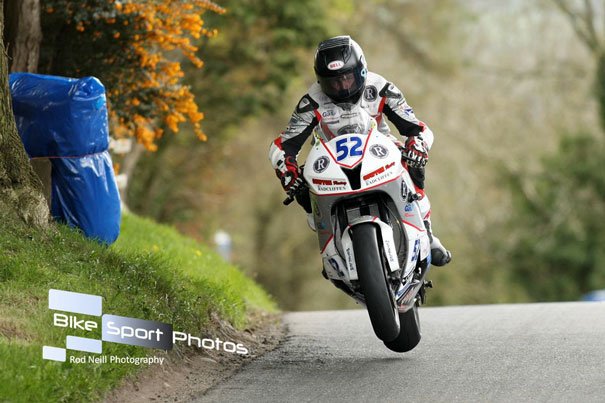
[10,73,120,244]
[51,153,121,244]
[9,73,109,158]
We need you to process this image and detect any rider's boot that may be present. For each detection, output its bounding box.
[423,219,452,267]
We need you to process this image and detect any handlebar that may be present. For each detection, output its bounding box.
[282,181,308,206]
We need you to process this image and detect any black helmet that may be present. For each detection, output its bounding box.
[314,35,367,104]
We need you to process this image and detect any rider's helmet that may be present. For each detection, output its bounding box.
[314,35,367,104]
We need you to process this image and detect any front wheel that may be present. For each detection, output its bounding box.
[383,303,421,353]
[350,223,400,342]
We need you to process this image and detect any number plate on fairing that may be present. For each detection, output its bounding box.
[330,134,367,168]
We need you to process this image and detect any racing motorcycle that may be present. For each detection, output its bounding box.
[284,107,433,353]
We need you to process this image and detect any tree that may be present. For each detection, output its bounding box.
[191,0,329,134]
[3,0,42,73]
[501,1,605,301]
[40,0,225,151]
[505,135,605,300]
[346,0,468,74]
[0,0,49,227]
[127,0,330,228]
[553,0,605,129]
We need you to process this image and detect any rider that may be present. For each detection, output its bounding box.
[269,35,452,266]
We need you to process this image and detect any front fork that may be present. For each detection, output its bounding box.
[394,257,432,312]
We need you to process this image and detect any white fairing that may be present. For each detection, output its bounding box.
[305,127,431,287]
[304,127,404,194]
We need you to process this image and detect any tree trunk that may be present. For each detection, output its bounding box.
[4,0,41,73]
[0,0,49,227]
[598,51,605,133]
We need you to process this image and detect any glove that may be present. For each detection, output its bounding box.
[276,156,303,192]
[403,136,428,168]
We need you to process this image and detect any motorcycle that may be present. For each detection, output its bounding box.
[284,107,433,352]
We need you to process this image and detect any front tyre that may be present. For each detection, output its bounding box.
[384,303,421,352]
[350,223,400,342]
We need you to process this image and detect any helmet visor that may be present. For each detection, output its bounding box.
[318,69,365,103]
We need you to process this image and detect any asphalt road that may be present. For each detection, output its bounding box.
[197,303,605,402]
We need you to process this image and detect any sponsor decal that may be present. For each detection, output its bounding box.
[384,239,396,266]
[339,111,358,119]
[369,144,389,159]
[364,85,378,102]
[313,178,332,186]
[363,166,385,181]
[311,178,348,192]
[401,182,409,201]
[327,60,345,70]
[322,109,337,118]
[411,239,420,262]
[363,162,396,185]
[313,156,330,173]
[318,185,348,192]
[313,179,346,185]
[403,107,415,118]
[345,247,355,272]
[43,289,249,364]
[404,204,413,212]
[328,257,345,277]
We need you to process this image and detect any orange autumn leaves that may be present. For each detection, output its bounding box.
[47,0,225,151]
[117,0,224,150]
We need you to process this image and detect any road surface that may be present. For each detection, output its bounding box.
[197,303,605,402]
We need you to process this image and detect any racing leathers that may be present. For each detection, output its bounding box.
[269,72,451,266]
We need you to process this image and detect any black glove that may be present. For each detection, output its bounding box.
[276,156,303,192]
[403,136,428,168]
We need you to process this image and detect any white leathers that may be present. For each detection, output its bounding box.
[270,72,451,266]
[269,72,433,174]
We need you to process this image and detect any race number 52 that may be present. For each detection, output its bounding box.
[335,136,363,161]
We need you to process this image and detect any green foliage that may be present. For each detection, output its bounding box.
[39,1,130,77]
[39,0,224,149]
[504,134,605,301]
[0,213,275,402]
[39,0,146,138]
[190,0,329,134]
[127,0,329,229]
[597,52,605,131]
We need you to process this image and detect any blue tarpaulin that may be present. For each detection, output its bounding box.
[10,73,121,244]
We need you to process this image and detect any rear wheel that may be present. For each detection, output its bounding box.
[350,223,399,342]
[384,303,421,353]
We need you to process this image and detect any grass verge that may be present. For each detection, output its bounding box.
[0,213,276,402]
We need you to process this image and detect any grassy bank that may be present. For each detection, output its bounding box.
[0,213,276,402]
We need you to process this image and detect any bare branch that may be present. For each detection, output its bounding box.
[582,0,600,49]
[553,0,600,53]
